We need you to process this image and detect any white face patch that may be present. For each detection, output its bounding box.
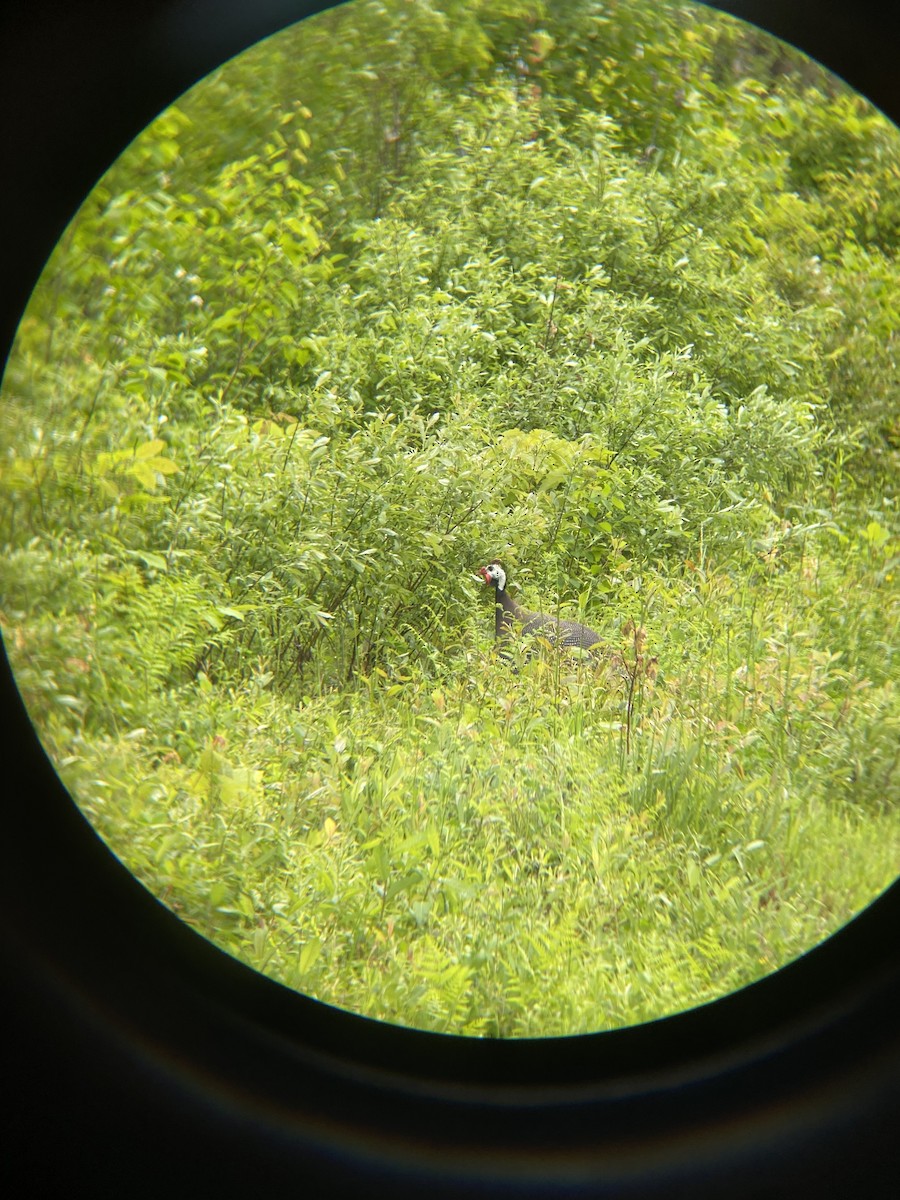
[478,562,507,591]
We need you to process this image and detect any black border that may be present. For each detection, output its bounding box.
[2,3,899,1195]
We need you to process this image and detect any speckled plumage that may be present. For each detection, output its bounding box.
[477,560,602,653]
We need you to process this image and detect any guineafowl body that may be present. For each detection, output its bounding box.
[477,560,602,653]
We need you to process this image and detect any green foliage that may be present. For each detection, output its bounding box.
[2,0,898,1036]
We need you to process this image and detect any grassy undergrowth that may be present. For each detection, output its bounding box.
[15,530,897,1037]
[3,0,899,1037]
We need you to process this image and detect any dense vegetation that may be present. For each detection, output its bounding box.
[1,0,898,1036]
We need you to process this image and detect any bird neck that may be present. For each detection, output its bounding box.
[494,584,523,639]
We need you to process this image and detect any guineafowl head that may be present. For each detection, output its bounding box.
[477,560,507,591]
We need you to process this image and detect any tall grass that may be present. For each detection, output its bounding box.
[25,530,897,1037]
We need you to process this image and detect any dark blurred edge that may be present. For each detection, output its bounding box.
[1,2,898,1197]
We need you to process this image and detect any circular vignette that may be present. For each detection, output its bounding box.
[1,1,899,1196]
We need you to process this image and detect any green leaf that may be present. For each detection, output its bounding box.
[298,937,322,976]
[123,549,168,572]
